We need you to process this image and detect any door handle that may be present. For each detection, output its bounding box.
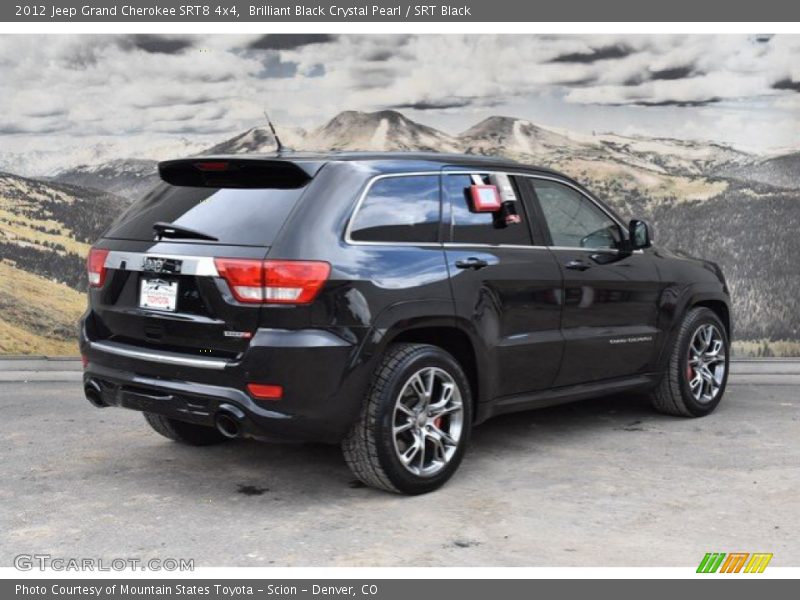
[455,257,489,270]
[565,259,591,271]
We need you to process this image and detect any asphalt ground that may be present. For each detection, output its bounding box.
[1,360,798,567]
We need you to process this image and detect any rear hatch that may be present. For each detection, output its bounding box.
[86,158,319,359]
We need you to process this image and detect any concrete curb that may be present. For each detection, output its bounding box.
[1,358,799,384]
[0,371,83,382]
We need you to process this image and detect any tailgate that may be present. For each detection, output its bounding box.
[85,158,319,359]
[89,242,268,358]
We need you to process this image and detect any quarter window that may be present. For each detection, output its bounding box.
[349,175,440,243]
[532,180,620,249]
[446,174,533,245]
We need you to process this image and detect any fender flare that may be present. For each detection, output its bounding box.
[349,299,493,410]
[655,284,732,373]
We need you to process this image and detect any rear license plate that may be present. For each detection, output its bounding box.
[139,279,178,312]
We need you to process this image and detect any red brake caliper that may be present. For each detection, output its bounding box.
[687,354,694,380]
[434,417,443,429]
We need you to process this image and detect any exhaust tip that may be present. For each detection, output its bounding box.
[215,405,245,439]
[84,381,107,408]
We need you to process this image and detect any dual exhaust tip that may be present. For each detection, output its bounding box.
[84,380,245,439]
[214,404,245,439]
[84,380,107,408]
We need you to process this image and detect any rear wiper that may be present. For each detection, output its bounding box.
[153,222,218,241]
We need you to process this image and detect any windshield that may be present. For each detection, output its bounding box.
[105,183,304,246]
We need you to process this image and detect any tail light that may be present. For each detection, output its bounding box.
[87,248,110,287]
[214,258,330,305]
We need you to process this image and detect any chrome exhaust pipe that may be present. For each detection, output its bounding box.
[215,404,245,439]
[84,380,107,408]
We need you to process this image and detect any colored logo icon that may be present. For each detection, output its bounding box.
[697,553,773,573]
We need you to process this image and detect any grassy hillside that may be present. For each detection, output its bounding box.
[0,173,124,355]
[0,260,85,355]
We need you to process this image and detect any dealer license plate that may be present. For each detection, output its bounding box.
[139,279,178,312]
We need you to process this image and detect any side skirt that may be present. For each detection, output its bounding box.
[476,373,660,423]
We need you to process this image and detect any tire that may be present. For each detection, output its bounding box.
[342,343,473,495]
[143,412,228,446]
[650,307,730,417]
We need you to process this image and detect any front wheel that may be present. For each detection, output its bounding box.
[650,307,729,417]
[342,343,473,495]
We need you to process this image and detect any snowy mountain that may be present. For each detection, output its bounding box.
[203,125,307,155]
[720,151,800,189]
[593,134,753,177]
[305,110,461,153]
[51,159,159,202]
[456,115,754,178]
[459,116,590,161]
[0,136,210,179]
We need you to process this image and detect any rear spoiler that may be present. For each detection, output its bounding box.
[158,157,321,189]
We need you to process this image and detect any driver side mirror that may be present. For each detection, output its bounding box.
[628,219,652,250]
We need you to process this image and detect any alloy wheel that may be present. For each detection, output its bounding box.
[686,324,727,404]
[392,367,464,477]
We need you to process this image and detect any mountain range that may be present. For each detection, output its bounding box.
[1,109,799,355]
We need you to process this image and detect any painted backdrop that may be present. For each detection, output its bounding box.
[1,34,798,355]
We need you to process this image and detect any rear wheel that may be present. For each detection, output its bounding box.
[143,412,228,446]
[342,343,472,495]
[650,307,729,417]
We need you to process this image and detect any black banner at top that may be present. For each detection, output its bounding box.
[4,0,800,22]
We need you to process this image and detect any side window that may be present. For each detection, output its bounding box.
[446,174,533,245]
[349,175,440,243]
[532,180,620,249]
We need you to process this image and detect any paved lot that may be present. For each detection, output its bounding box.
[1,363,798,567]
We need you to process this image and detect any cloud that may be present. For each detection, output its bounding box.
[649,66,696,80]
[1,33,799,166]
[24,108,68,118]
[549,43,634,63]
[391,98,473,110]
[131,95,225,109]
[364,49,394,62]
[630,98,721,107]
[773,78,800,92]
[247,34,336,51]
[126,35,194,54]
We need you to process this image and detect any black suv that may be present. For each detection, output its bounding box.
[81,153,731,494]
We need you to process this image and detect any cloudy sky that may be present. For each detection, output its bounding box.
[1,34,799,174]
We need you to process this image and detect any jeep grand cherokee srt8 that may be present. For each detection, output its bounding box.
[80,153,731,494]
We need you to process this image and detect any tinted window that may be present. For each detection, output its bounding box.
[446,174,532,245]
[350,175,440,243]
[105,184,303,246]
[533,180,620,249]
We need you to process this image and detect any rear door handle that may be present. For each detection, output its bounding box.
[565,259,591,271]
[455,257,489,270]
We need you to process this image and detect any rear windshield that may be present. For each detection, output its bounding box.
[105,184,304,246]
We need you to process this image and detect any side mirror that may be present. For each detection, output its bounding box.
[628,219,652,250]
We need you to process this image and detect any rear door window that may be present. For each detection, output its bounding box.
[445,174,533,245]
[349,175,441,243]
[105,184,304,246]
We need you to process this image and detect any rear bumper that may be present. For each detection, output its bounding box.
[79,321,368,443]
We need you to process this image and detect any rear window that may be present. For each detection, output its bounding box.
[349,175,440,243]
[105,184,303,246]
